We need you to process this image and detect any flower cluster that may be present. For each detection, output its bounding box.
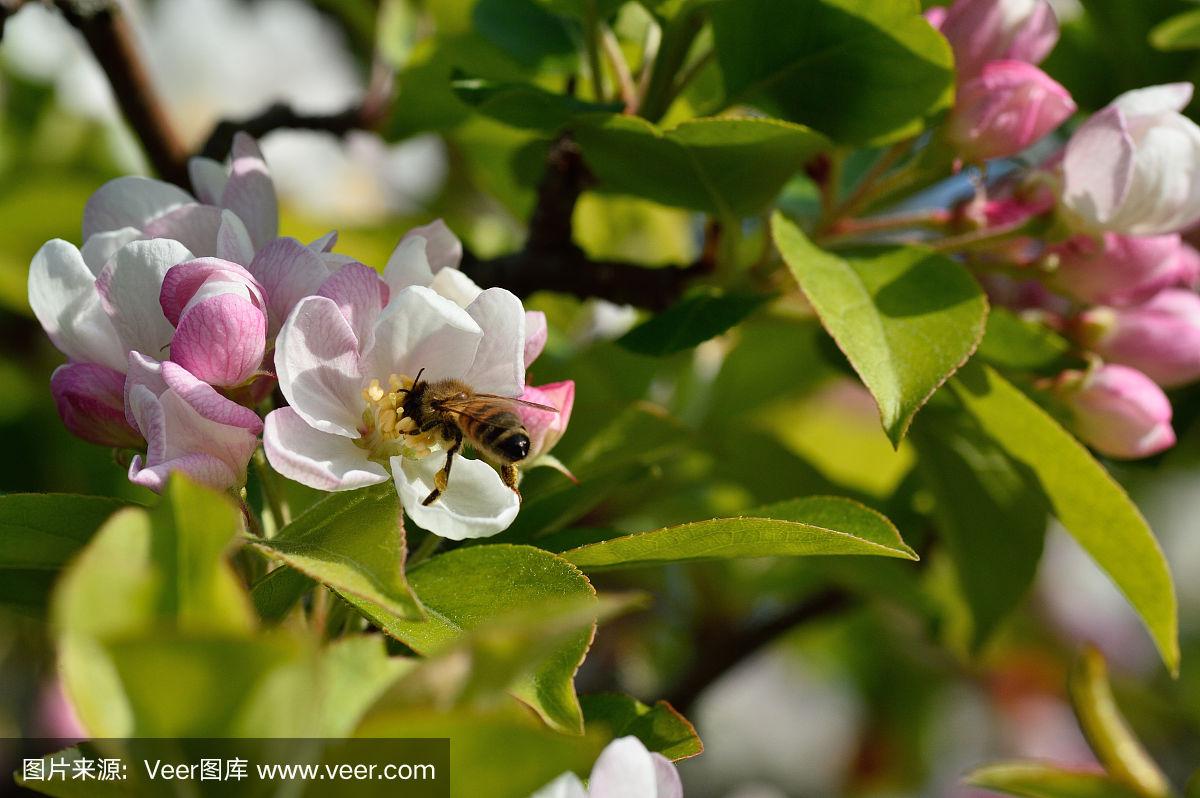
[28,134,573,539]
[934,0,1200,460]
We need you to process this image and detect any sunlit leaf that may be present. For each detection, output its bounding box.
[967,762,1146,798]
[773,213,988,444]
[949,362,1179,674]
[562,495,916,570]
[580,693,703,761]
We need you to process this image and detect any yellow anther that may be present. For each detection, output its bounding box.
[397,416,416,433]
[366,379,384,403]
[389,373,405,391]
[379,409,398,433]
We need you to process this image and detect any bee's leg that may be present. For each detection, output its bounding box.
[422,429,463,506]
[501,464,522,502]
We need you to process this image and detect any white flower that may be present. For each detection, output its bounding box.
[1060,83,1200,235]
[384,219,548,366]
[531,737,683,798]
[262,266,529,540]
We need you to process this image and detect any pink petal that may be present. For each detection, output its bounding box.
[263,407,388,491]
[524,310,548,367]
[216,211,255,266]
[171,294,267,387]
[160,257,265,325]
[248,237,333,335]
[317,262,389,354]
[142,203,230,258]
[1062,106,1136,229]
[187,156,228,205]
[275,295,365,437]
[402,218,462,273]
[160,360,262,432]
[50,362,143,448]
[221,132,278,250]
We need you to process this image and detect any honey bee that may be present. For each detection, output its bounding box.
[398,369,558,506]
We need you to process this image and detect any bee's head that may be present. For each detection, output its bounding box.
[498,432,531,462]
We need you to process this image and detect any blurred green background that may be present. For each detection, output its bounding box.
[2,1,1200,796]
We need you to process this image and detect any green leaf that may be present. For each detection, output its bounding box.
[452,73,622,131]
[563,495,916,570]
[319,635,415,737]
[250,564,315,623]
[580,693,703,761]
[345,545,597,734]
[50,476,259,737]
[357,708,606,798]
[977,308,1078,374]
[530,0,626,19]
[1149,8,1200,50]
[251,484,423,621]
[949,362,1179,674]
[1069,647,1173,798]
[967,762,1147,798]
[105,633,320,737]
[772,213,988,444]
[574,115,830,215]
[913,415,1048,651]
[0,493,127,615]
[711,0,955,144]
[617,289,769,356]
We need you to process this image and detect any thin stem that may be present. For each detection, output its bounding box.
[310,585,331,633]
[634,18,662,104]
[817,141,910,235]
[238,493,265,539]
[253,449,290,534]
[817,208,952,247]
[638,4,704,121]
[927,220,1030,253]
[600,22,637,111]
[407,533,442,568]
[583,2,607,102]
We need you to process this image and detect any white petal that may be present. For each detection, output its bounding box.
[429,267,483,307]
[383,235,435,294]
[123,351,167,428]
[264,407,388,491]
[363,286,482,386]
[1063,106,1135,229]
[588,737,658,798]
[95,238,192,356]
[141,203,229,257]
[275,295,364,437]
[80,227,141,275]
[221,132,278,249]
[1111,82,1194,118]
[463,287,526,396]
[394,454,519,540]
[651,754,682,798]
[404,219,463,273]
[1115,113,1200,235]
[216,210,255,266]
[188,156,228,205]
[529,772,587,798]
[28,239,125,371]
[316,262,387,356]
[309,230,338,252]
[82,176,194,239]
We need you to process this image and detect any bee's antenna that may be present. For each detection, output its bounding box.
[412,367,425,387]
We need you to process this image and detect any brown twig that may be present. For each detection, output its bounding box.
[665,588,855,713]
[199,61,394,161]
[55,0,190,186]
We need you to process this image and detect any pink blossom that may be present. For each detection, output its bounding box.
[124,353,263,492]
[934,0,1059,81]
[1048,233,1199,305]
[948,61,1075,161]
[1076,290,1200,387]
[50,362,143,448]
[518,380,576,480]
[1056,364,1175,459]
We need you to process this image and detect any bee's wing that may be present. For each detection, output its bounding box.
[442,394,560,413]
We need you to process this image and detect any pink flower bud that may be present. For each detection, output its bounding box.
[518,380,575,466]
[1047,233,1199,305]
[125,353,263,492]
[948,61,1075,161]
[160,258,268,387]
[1077,290,1200,387]
[50,362,144,448]
[1056,364,1175,459]
[936,0,1059,81]
[1060,84,1200,235]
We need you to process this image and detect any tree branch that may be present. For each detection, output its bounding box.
[55,0,190,187]
[665,588,855,714]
